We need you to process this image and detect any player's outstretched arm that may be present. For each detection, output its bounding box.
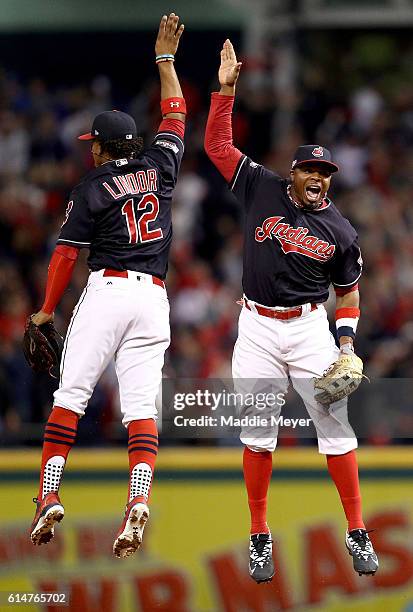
[204,39,244,182]
[219,39,242,97]
[155,13,186,122]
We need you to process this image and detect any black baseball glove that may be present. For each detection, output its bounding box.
[22,316,64,379]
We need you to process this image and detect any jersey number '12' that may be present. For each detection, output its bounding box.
[121,194,163,244]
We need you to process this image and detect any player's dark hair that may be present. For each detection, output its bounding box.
[98,136,144,160]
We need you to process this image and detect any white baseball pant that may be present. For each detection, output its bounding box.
[232,302,358,454]
[53,270,170,426]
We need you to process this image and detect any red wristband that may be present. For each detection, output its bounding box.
[335,307,360,320]
[160,97,186,116]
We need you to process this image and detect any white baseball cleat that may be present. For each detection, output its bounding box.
[113,498,149,559]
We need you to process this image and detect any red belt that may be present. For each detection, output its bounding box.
[245,300,317,320]
[103,268,165,289]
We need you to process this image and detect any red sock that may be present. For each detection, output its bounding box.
[38,406,79,500]
[127,419,158,505]
[243,447,272,534]
[327,450,365,531]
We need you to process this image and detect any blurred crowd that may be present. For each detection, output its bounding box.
[1,33,413,445]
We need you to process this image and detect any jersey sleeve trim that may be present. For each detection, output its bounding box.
[155,131,184,150]
[229,155,247,191]
[57,238,91,246]
[334,283,359,296]
[332,270,362,287]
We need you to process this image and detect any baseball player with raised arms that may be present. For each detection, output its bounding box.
[29,13,186,559]
[205,40,378,582]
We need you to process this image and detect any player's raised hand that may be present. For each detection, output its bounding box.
[219,39,242,88]
[155,13,184,57]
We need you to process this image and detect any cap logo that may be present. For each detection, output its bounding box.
[312,146,324,157]
[125,134,132,140]
[94,129,99,135]
[292,159,297,168]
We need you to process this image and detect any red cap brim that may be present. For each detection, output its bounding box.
[77,133,94,141]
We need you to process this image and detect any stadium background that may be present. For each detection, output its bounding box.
[0,0,413,610]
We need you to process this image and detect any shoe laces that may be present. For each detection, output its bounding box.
[33,493,60,506]
[250,535,273,566]
[348,529,375,558]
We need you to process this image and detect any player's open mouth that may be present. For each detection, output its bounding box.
[305,185,322,202]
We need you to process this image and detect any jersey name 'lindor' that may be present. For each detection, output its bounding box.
[103,168,158,200]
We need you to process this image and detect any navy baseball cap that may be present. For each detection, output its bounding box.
[78,110,137,141]
[291,145,339,173]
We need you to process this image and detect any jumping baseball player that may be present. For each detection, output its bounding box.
[204,40,378,583]
[28,13,186,559]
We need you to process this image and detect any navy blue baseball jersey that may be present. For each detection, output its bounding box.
[230,156,362,307]
[57,129,184,279]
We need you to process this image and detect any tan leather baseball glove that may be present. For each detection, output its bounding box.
[314,351,366,405]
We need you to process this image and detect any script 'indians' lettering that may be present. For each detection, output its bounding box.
[255,216,336,261]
